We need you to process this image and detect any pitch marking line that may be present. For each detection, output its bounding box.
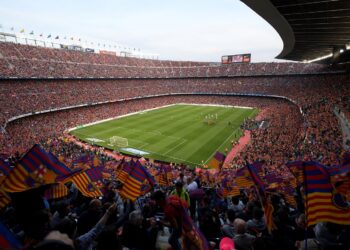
[163,139,187,155]
[204,127,241,165]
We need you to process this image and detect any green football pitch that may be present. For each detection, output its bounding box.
[69,104,258,167]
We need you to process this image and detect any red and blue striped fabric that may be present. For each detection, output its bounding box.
[70,169,103,197]
[264,173,283,184]
[327,161,350,196]
[221,177,240,197]
[168,196,209,250]
[235,166,254,188]
[72,155,92,168]
[263,200,276,234]
[155,166,170,187]
[120,160,156,201]
[116,161,132,184]
[1,145,71,192]
[44,183,69,200]
[303,162,350,226]
[208,151,226,170]
[247,162,266,194]
[286,161,304,185]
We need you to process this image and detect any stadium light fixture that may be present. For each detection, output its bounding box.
[340,49,345,53]
[305,53,333,63]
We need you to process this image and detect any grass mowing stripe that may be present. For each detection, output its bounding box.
[70,104,258,167]
[145,106,231,155]
[115,106,201,147]
[173,108,248,163]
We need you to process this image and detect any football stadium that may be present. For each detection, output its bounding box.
[0,0,349,249]
[69,104,258,166]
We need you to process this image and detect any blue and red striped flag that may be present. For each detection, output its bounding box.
[155,165,171,187]
[302,162,350,226]
[235,166,254,188]
[116,161,132,184]
[221,177,240,197]
[1,145,71,192]
[72,155,92,167]
[247,162,266,194]
[286,161,304,184]
[207,151,226,170]
[327,158,350,198]
[263,200,277,234]
[69,169,103,198]
[264,173,283,185]
[44,183,69,200]
[167,196,209,250]
[120,160,156,201]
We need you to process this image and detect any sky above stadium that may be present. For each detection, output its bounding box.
[0,0,283,62]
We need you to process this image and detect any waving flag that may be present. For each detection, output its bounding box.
[72,155,92,169]
[294,162,350,226]
[207,151,226,170]
[167,196,209,250]
[235,166,253,188]
[116,161,132,183]
[286,161,304,184]
[247,162,266,194]
[120,160,156,201]
[263,199,277,234]
[1,145,71,193]
[327,157,350,196]
[44,183,69,200]
[264,173,283,185]
[70,169,103,198]
[221,177,240,197]
[155,165,171,187]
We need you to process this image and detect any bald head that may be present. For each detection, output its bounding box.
[234,218,246,234]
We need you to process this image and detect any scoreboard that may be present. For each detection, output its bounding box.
[222,54,251,64]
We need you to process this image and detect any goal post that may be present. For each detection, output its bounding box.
[109,136,128,148]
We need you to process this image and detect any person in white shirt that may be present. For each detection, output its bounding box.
[186,176,198,192]
[186,176,198,220]
[228,196,245,213]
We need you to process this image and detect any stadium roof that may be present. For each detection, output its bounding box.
[242,0,350,65]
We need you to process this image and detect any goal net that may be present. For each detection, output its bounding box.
[109,136,128,148]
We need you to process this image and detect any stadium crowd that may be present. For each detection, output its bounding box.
[0,139,349,250]
[0,41,350,250]
[1,74,349,167]
[0,41,332,79]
